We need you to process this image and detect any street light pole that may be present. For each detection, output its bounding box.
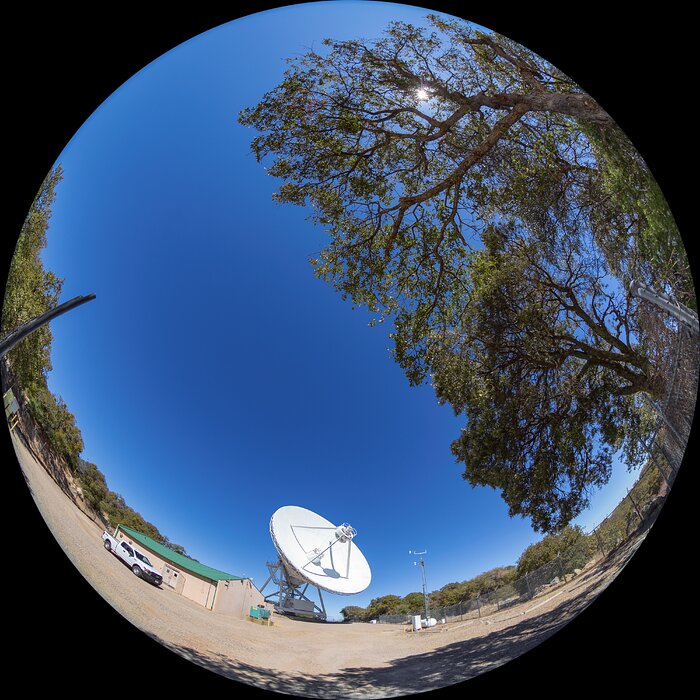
[410,549,429,620]
[629,280,699,335]
[0,293,96,358]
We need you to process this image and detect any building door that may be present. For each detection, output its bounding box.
[163,565,182,590]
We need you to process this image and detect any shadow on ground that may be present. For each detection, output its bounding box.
[146,527,652,698]
[148,582,609,699]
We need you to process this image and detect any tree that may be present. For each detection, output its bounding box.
[402,591,426,613]
[430,581,470,608]
[428,225,663,531]
[77,459,109,512]
[516,525,588,577]
[27,381,85,472]
[164,542,188,557]
[239,16,693,532]
[365,594,404,618]
[2,166,64,389]
[340,605,367,621]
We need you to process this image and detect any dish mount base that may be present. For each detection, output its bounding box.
[259,559,327,620]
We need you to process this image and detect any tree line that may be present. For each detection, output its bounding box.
[3,167,192,559]
[341,459,663,622]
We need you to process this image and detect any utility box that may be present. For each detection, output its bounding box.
[249,605,273,625]
[250,605,271,620]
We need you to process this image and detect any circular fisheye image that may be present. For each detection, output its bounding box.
[3,2,696,697]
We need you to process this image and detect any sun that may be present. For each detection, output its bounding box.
[416,87,430,101]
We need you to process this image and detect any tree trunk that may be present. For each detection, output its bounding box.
[484,93,613,126]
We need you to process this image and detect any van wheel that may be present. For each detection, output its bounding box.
[104,540,111,550]
[132,565,142,577]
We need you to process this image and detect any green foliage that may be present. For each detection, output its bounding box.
[365,594,404,619]
[516,526,590,577]
[427,226,665,531]
[100,491,162,541]
[402,592,426,613]
[429,581,470,609]
[75,463,195,558]
[240,16,692,533]
[593,460,664,551]
[344,567,517,620]
[3,165,195,563]
[430,567,517,608]
[343,463,663,622]
[76,459,109,512]
[2,167,64,389]
[27,380,84,472]
[341,591,427,621]
[629,460,664,508]
[582,123,694,310]
[430,566,515,608]
[339,605,367,621]
[342,463,662,622]
[3,164,84,474]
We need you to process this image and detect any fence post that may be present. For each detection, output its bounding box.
[557,552,565,579]
[594,528,605,557]
[653,447,674,490]
[476,595,481,618]
[626,490,643,525]
[525,572,532,597]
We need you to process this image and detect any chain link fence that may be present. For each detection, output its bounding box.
[2,357,109,528]
[374,476,663,626]
[375,391,695,625]
[374,287,698,627]
[634,291,699,491]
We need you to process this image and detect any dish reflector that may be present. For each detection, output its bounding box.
[270,505,371,595]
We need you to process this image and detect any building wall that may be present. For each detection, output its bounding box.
[114,528,257,615]
[181,571,217,609]
[214,578,266,617]
[115,529,215,608]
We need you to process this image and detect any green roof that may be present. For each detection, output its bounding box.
[115,525,245,582]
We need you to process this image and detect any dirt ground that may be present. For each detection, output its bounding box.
[12,429,651,698]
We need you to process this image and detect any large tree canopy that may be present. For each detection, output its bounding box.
[239,16,692,531]
[2,166,64,389]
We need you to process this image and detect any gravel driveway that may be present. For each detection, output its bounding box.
[11,429,656,697]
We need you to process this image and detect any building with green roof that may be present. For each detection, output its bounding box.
[113,524,265,616]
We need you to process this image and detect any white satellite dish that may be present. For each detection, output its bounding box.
[260,505,371,620]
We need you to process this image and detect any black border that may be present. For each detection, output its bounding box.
[4,3,694,697]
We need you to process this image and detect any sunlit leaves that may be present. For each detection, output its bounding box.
[238,15,690,532]
[2,167,64,389]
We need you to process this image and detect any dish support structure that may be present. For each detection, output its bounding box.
[259,559,327,620]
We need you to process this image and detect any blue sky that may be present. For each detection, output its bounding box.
[30,1,640,620]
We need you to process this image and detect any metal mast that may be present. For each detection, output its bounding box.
[629,280,699,335]
[410,549,430,620]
